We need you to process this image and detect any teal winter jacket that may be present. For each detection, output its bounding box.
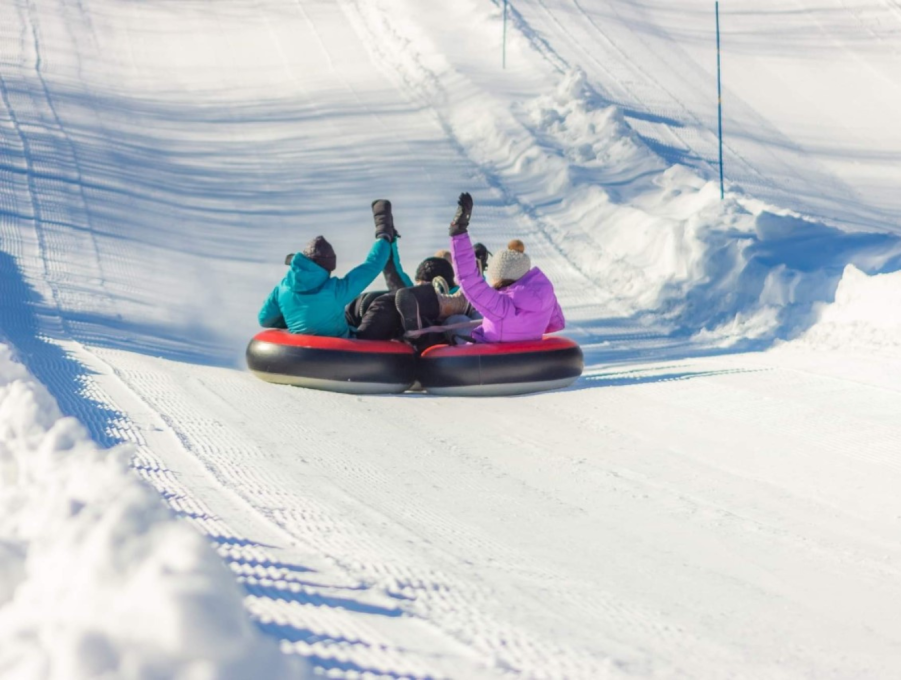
[258,238,390,337]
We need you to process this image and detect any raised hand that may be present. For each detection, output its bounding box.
[472,242,491,273]
[449,192,473,236]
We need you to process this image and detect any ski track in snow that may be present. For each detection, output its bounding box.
[67,344,901,679]
[3,0,901,678]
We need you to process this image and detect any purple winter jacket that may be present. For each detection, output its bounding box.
[451,233,565,343]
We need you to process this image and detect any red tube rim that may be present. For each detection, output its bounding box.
[420,336,579,358]
[252,330,415,355]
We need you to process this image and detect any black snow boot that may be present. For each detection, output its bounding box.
[395,287,421,334]
[372,199,396,242]
[397,285,447,351]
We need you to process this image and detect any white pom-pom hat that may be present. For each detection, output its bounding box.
[486,240,531,284]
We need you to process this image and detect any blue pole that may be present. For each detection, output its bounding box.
[503,0,508,69]
[716,1,724,200]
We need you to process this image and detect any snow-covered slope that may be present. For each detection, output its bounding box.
[0,343,305,679]
[2,0,901,677]
[503,0,901,229]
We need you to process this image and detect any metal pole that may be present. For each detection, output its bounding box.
[503,0,508,69]
[716,1,724,199]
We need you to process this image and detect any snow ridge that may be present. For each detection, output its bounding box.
[0,344,305,680]
[786,265,901,355]
[342,0,901,346]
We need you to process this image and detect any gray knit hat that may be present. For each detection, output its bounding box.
[302,235,336,272]
[486,242,531,284]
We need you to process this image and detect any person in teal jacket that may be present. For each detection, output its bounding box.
[257,200,396,337]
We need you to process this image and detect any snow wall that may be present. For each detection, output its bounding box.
[487,71,901,348]
[0,343,307,680]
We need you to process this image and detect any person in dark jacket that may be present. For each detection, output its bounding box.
[381,243,456,294]
[352,208,491,345]
[345,246,465,343]
[257,200,396,337]
[342,199,472,345]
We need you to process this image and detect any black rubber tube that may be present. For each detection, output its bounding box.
[418,344,584,391]
[247,337,417,392]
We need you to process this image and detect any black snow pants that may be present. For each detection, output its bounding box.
[345,284,441,343]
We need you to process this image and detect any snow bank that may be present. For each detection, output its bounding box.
[782,265,901,355]
[346,0,901,347]
[0,344,305,679]
[510,71,901,345]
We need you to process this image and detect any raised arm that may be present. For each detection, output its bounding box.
[447,193,516,321]
[334,238,391,304]
[335,199,398,303]
[451,232,514,321]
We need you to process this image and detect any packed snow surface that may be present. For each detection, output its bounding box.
[2,0,901,677]
[0,344,305,679]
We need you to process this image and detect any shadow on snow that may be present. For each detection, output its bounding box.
[0,249,126,448]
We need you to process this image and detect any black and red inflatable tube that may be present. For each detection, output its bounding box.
[418,336,584,396]
[247,331,584,396]
[246,330,416,394]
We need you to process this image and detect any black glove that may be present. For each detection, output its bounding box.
[372,199,396,242]
[449,192,473,236]
[472,243,491,273]
[284,253,295,265]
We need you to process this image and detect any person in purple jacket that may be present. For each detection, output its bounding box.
[448,193,565,343]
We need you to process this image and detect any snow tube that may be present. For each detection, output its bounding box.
[246,330,416,394]
[417,336,584,396]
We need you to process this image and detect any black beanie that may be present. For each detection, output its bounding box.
[301,236,337,273]
[415,256,455,285]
